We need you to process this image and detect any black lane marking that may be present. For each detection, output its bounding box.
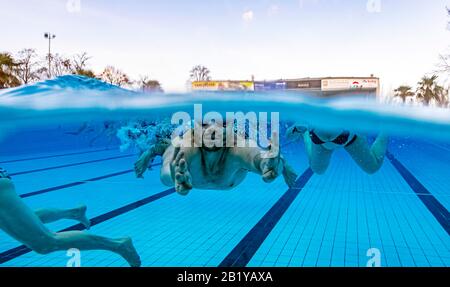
[0,188,176,264]
[387,152,450,236]
[0,148,116,164]
[219,168,314,267]
[19,163,162,199]
[9,154,135,176]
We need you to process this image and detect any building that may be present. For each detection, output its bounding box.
[191,76,380,97]
[283,77,380,97]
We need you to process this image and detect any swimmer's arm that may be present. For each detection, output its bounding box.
[134,141,170,178]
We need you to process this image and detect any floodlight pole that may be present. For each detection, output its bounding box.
[44,32,56,78]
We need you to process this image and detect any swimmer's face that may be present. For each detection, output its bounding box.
[202,124,225,151]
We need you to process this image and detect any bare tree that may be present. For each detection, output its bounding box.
[189,65,211,82]
[138,75,163,92]
[15,48,40,84]
[49,54,73,77]
[71,52,96,78]
[100,66,131,87]
[72,52,90,72]
[436,54,450,74]
[436,8,450,75]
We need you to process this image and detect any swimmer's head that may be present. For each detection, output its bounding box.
[202,123,225,152]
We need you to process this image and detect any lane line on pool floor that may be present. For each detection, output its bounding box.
[0,147,119,164]
[219,168,314,267]
[19,163,162,199]
[387,152,450,236]
[9,154,136,176]
[0,187,176,265]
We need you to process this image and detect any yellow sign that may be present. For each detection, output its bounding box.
[192,81,254,91]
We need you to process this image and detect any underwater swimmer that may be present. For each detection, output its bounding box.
[0,168,141,267]
[286,125,388,175]
[89,121,120,147]
[135,123,298,195]
[65,122,95,136]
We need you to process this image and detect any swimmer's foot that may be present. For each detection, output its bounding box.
[117,237,141,267]
[70,205,91,230]
[174,152,193,196]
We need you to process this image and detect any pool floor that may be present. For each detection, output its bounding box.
[0,142,448,267]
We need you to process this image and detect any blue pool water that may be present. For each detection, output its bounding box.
[0,76,449,267]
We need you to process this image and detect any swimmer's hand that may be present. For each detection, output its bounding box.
[282,162,298,188]
[172,150,193,196]
[260,132,282,183]
[285,125,307,141]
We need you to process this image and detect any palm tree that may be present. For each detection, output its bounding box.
[416,75,446,106]
[0,53,21,89]
[394,85,415,102]
[189,65,211,82]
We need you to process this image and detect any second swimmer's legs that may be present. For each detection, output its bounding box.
[303,134,333,175]
[34,205,91,229]
[0,178,141,267]
[48,232,141,267]
[345,134,389,174]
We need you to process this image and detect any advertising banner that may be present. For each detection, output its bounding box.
[218,81,254,91]
[321,78,379,91]
[254,81,286,91]
[191,81,220,91]
[192,81,255,91]
[286,80,321,90]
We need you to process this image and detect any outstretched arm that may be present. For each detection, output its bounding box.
[134,139,171,178]
[234,133,298,188]
[345,133,389,174]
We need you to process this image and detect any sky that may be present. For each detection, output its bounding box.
[1,0,450,92]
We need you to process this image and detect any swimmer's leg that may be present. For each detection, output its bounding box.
[88,132,103,147]
[35,205,91,229]
[0,179,140,267]
[303,133,333,175]
[345,133,389,174]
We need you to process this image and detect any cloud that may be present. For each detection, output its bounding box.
[242,10,254,22]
